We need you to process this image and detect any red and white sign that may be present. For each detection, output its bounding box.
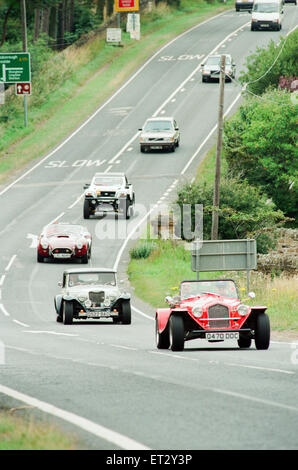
[114,0,139,12]
[16,82,31,95]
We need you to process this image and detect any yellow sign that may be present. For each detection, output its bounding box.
[114,0,139,12]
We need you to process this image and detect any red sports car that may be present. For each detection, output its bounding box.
[37,223,92,263]
[155,279,270,351]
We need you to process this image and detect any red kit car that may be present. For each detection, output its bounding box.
[37,223,92,263]
[155,279,270,351]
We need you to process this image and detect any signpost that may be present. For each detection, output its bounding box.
[0,53,31,83]
[114,0,139,12]
[191,239,257,291]
[16,82,31,95]
[106,28,122,45]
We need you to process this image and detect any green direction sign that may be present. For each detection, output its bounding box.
[0,52,31,83]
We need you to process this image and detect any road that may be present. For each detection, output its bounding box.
[0,8,297,450]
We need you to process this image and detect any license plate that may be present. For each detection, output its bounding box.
[151,146,163,149]
[53,253,71,258]
[261,24,269,27]
[86,310,110,318]
[206,332,239,341]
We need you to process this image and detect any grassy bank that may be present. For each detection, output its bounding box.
[128,239,298,332]
[0,0,232,184]
[0,409,76,450]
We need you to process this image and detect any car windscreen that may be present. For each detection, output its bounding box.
[45,225,81,237]
[206,56,231,65]
[68,272,116,286]
[144,120,173,132]
[253,3,279,12]
[180,280,238,299]
[93,177,123,186]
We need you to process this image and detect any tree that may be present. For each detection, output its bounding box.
[174,177,289,252]
[223,90,297,221]
[239,28,298,96]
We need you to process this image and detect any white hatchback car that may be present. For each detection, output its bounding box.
[139,117,180,153]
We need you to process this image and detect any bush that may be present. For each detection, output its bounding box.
[175,177,289,252]
[223,90,298,221]
[130,242,157,259]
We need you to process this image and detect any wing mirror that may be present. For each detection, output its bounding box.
[83,183,90,189]
[58,281,62,287]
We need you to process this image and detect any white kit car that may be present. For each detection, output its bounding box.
[55,268,131,325]
[83,172,135,219]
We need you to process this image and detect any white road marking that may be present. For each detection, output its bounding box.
[68,193,84,210]
[132,305,154,321]
[23,330,79,337]
[5,255,17,272]
[226,362,295,375]
[110,344,138,351]
[0,303,10,316]
[212,388,298,414]
[12,319,29,328]
[0,275,5,286]
[0,384,150,450]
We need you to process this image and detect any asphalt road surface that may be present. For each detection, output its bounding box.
[0,8,297,450]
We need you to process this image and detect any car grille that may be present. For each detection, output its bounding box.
[100,191,116,197]
[208,304,230,329]
[148,138,165,142]
[52,248,73,254]
[89,291,105,306]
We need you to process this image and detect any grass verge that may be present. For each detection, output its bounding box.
[0,409,77,450]
[0,0,233,184]
[128,239,298,332]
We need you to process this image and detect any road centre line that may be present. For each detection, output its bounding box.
[0,384,150,450]
[0,10,241,199]
[226,362,294,375]
[0,275,5,287]
[13,319,29,328]
[5,254,17,272]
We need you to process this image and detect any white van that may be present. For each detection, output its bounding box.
[251,0,284,31]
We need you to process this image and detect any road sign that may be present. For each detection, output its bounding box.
[0,52,31,83]
[126,13,140,32]
[16,82,31,95]
[106,28,122,44]
[191,239,257,290]
[114,0,139,12]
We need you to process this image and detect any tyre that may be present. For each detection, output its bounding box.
[63,301,73,325]
[120,300,131,324]
[255,313,270,350]
[170,144,175,153]
[56,315,63,323]
[37,252,44,263]
[238,336,252,349]
[120,198,130,220]
[169,315,184,351]
[155,317,170,349]
[83,199,91,219]
[176,138,180,148]
[81,252,88,264]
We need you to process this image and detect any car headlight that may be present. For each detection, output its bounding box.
[117,192,127,197]
[78,296,87,303]
[84,300,92,308]
[104,299,111,307]
[192,306,203,318]
[237,304,249,316]
[41,241,49,249]
[77,241,83,249]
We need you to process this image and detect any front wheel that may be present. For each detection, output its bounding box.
[156,317,170,349]
[169,315,184,351]
[37,252,44,263]
[238,336,252,349]
[120,300,131,324]
[83,199,91,219]
[255,313,270,350]
[63,301,73,325]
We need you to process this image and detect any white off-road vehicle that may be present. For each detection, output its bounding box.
[55,268,131,325]
[83,172,135,219]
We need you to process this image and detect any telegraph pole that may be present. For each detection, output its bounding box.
[20,0,28,127]
[211,54,226,240]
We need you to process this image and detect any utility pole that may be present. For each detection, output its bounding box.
[20,0,28,127]
[211,54,226,240]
